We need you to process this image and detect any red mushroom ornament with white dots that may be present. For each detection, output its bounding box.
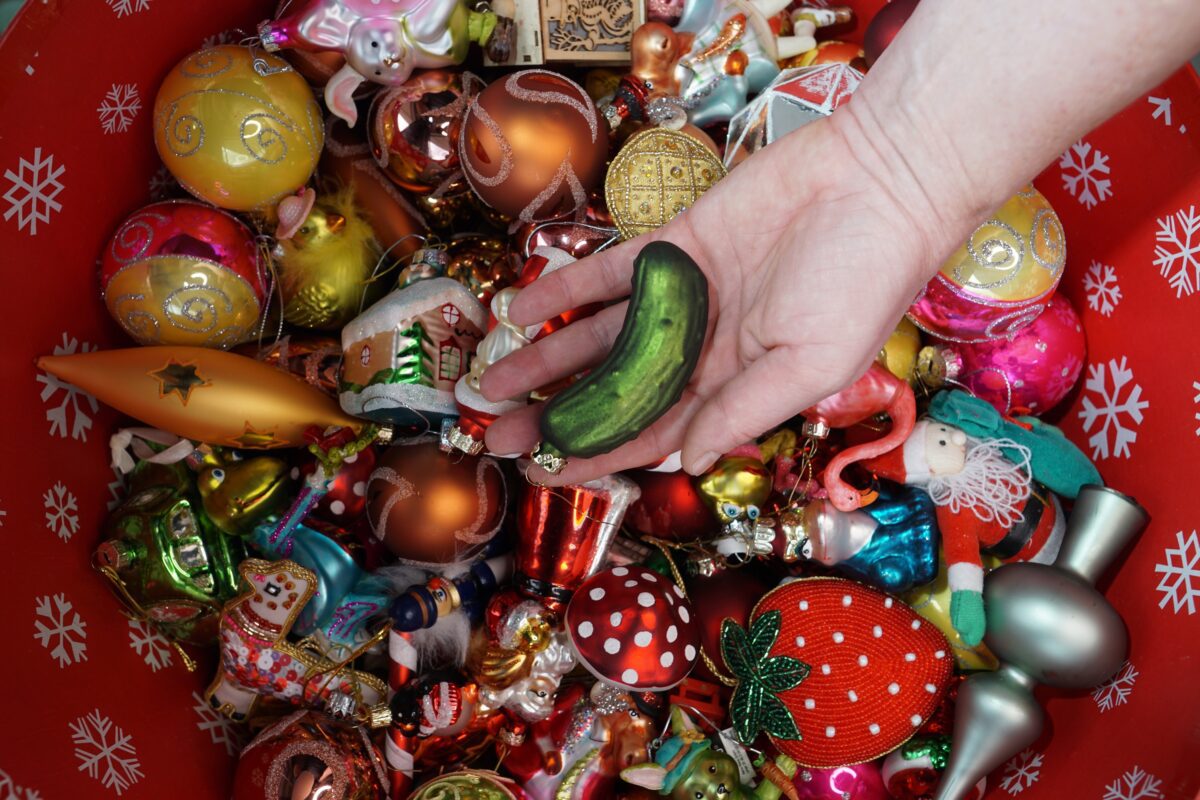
[566,566,700,692]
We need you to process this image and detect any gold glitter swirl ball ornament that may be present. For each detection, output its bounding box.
[100,200,266,348]
[605,127,727,240]
[907,185,1067,342]
[153,45,324,212]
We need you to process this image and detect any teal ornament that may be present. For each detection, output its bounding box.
[927,390,1101,498]
[251,521,389,645]
[839,481,938,593]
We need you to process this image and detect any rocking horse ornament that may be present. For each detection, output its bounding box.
[206,558,387,721]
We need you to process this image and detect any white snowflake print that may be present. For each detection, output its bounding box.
[191,691,246,756]
[201,28,241,48]
[999,749,1043,795]
[1078,357,1149,460]
[147,163,177,201]
[107,464,127,511]
[0,501,6,527]
[3,147,64,235]
[128,618,173,672]
[97,84,141,134]
[1103,765,1164,800]
[1153,204,1200,298]
[70,709,143,796]
[107,0,150,18]
[1155,530,1200,615]
[36,332,99,442]
[33,593,88,667]
[42,481,80,543]
[1084,261,1122,317]
[1059,140,1113,209]
[1193,381,1200,437]
[0,768,41,800]
[1092,660,1138,712]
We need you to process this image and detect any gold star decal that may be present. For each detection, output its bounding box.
[149,359,210,406]
[228,422,286,449]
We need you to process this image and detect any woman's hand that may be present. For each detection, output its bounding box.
[478,106,957,484]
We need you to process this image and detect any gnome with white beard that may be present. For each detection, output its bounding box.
[860,419,1066,646]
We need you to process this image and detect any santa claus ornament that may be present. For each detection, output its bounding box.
[861,390,1101,646]
[719,578,953,767]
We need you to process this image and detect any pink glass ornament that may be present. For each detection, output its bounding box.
[794,763,889,800]
[920,294,1085,415]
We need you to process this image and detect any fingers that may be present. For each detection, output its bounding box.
[509,234,657,328]
[484,389,702,487]
[479,301,628,403]
[680,346,847,475]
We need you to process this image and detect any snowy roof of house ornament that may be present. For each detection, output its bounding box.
[725,63,864,169]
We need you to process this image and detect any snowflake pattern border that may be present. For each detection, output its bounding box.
[1077,357,1149,460]
[98,84,142,134]
[1155,530,1200,615]
[1059,140,1113,210]
[3,147,65,235]
[1102,765,1164,800]
[128,618,174,672]
[1153,204,1200,298]
[70,709,143,796]
[1083,261,1122,317]
[36,332,99,442]
[43,481,80,543]
[191,692,246,756]
[107,0,151,18]
[999,749,1043,795]
[33,593,88,668]
[1092,660,1138,712]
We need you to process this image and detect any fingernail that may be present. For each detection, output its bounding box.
[686,451,719,476]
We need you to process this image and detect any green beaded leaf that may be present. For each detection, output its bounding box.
[722,611,811,744]
[760,693,801,741]
[730,680,765,744]
[748,609,782,662]
[720,618,757,681]
[756,654,810,693]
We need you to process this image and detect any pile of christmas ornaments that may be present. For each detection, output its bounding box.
[37,0,1153,798]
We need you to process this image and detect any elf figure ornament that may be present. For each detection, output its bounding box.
[862,390,1102,646]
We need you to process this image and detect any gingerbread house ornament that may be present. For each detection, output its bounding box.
[340,277,487,427]
[725,63,863,167]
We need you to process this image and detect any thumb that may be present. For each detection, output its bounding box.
[680,346,844,474]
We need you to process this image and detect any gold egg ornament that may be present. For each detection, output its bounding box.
[154,45,324,212]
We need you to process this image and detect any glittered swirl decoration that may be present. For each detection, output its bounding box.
[100,200,266,348]
[908,186,1067,343]
[153,45,324,212]
[458,70,608,223]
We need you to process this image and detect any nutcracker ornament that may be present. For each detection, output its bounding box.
[621,706,799,800]
[258,0,515,127]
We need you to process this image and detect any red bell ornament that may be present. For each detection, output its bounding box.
[566,566,700,691]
